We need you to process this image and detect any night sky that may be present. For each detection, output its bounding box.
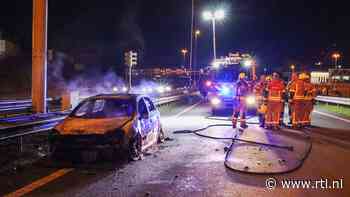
[1,0,350,70]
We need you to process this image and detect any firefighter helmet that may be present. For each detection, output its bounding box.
[298,73,309,80]
[266,75,272,81]
[239,72,246,79]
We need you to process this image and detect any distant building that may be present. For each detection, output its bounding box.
[132,67,187,77]
[329,68,350,82]
[310,71,329,84]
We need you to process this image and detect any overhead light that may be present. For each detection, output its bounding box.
[214,10,225,20]
[212,60,220,69]
[244,59,253,67]
[203,11,213,21]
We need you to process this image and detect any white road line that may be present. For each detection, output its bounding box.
[174,101,202,118]
[314,110,350,124]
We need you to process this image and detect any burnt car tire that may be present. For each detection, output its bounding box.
[128,133,142,161]
[157,126,165,143]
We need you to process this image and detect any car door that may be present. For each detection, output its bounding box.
[143,97,161,144]
[137,98,151,139]
[143,97,159,134]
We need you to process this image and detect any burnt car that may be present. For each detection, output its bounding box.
[49,94,164,162]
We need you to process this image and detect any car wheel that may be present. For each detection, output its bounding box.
[129,133,142,161]
[157,126,165,143]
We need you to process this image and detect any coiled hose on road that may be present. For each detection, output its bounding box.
[173,116,312,174]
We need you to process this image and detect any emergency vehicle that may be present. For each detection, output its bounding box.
[206,64,257,115]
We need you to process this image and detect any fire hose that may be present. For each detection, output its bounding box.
[173,117,312,174]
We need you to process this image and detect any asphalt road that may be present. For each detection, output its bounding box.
[1,97,349,197]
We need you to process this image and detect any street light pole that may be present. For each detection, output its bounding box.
[32,0,48,113]
[194,30,200,86]
[212,18,216,60]
[203,9,224,63]
[189,0,194,87]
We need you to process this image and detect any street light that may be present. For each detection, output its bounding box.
[181,48,188,66]
[332,53,341,68]
[195,30,201,37]
[290,64,295,70]
[202,9,225,61]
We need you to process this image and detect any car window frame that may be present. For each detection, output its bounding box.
[70,97,136,118]
[137,97,149,118]
[143,97,156,113]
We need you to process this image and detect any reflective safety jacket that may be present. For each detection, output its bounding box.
[235,79,250,99]
[304,81,316,101]
[286,80,297,101]
[267,79,285,102]
[289,79,308,101]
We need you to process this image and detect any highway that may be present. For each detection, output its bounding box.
[0,96,349,197]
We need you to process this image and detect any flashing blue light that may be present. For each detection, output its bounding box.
[220,86,230,95]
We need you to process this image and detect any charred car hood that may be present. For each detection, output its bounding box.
[55,116,132,135]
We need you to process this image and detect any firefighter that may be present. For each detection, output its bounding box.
[232,72,250,129]
[254,75,267,127]
[289,73,310,128]
[304,74,316,127]
[286,73,298,124]
[265,72,285,130]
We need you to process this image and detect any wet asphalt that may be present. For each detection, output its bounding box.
[0,96,349,197]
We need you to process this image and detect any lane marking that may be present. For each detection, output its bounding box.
[174,101,202,118]
[314,110,350,124]
[4,168,74,197]
[5,100,202,197]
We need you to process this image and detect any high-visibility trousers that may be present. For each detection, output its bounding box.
[304,99,313,125]
[291,99,310,126]
[232,97,247,127]
[265,100,283,127]
[256,96,267,126]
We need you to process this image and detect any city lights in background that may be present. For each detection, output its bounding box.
[332,53,341,68]
[243,59,253,67]
[332,53,341,59]
[290,64,296,70]
[211,60,221,69]
[181,48,188,56]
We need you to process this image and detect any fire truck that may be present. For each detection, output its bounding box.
[204,53,257,115]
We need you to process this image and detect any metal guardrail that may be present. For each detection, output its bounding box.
[316,96,350,106]
[0,98,55,117]
[0,92,193,141]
